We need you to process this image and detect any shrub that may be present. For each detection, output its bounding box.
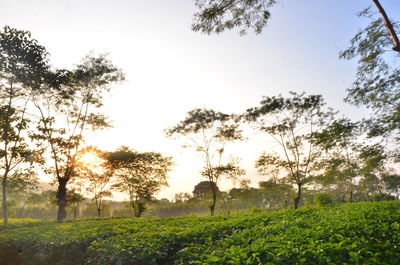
[314,193,335,207]
[371,193,396,202]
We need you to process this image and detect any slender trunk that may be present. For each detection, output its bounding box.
[56,178,68,222]
[293,184,302,209]
[209,192,216,216]
[209,182,217,216]
[372,0,400,53]
[2,179,8,228]
[73,209,78,219]
[96,197,101,217]
[133,200,144,218]
[349,186,354,203]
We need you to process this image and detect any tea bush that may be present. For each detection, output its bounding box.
[0,201,399,265]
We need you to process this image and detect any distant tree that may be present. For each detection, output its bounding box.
[109,147,172,218]
[258,180,293,208]
[357,144,387,199]
[313,118,361,202]
[76,146,113,217]
[0,26,48,227]
[247,92,334,209]
[32,54,124,222]
[66,189,85,219]
[166,108,243,215]
[192,181,220,198]
[174,192,192,202]
[382,174,400,199]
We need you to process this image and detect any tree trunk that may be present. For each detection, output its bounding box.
[56,178,68,222]
[372,0,400,53]
[209,190,217,216]
[293,184,302,209]
[2,179,8,228]
[73,209,78,219]
[349,186,354,203]
[133,200,145,218]
[96,198,101,217]
[209,182,217,216]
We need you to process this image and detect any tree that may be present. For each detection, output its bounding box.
[192,180,220,198]
[32,54,124,222]
[66,189,85,219]
[76,146,113,217]
[247,92,333,209]
[258,180,293,208]
[0,26,48,227]
[109,147,172,218]
[340,7,400,144]
[382,174,400,199]
[174,192,192,202]
[166,108,243,215]
[357,144,387,200]
[192,1,398,43]
[313,118,362,202]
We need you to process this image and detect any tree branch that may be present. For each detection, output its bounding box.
[372,0,400,53]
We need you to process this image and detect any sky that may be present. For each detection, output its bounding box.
[1,0,399,200]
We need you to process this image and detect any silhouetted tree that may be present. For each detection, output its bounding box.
[32,54,124,222]
[166,108,243,215]
[192,181,220,198]
[247,92,334,209]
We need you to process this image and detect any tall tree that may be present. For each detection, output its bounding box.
[166,108,243,215]
[247,92,333,209]
[109,147,172,218]
[357,144,387,199]
[32,54,124,222]
[0,26,48,227]
[313,118,362,202]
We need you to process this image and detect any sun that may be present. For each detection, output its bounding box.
[77,147,104,170]
[79,152,100,166]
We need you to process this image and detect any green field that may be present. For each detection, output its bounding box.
[1,201,399,265]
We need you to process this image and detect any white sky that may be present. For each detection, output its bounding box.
[1,0,399,200]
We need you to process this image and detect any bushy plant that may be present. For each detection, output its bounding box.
[314,193,335,207]
[371,193,396,202]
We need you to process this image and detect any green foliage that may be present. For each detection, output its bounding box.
[314,193,335,207]
[166,108,244,215]
[109,146,173,218]
[0,25,49,227]
[0,201,399,264]
[192,181,219,198]
[192,0,277,35]
[371,193,396,202]
[248,92,334,209]
[340,8,400,140]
